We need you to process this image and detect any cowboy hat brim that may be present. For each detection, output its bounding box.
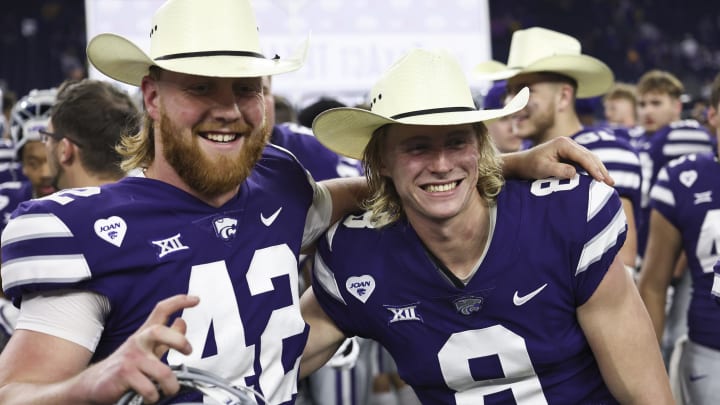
[473,60,520,82]
[314,87,530,160]
[87,33,308,86]
[474,54,613,98]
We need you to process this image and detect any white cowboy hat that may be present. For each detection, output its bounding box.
[474,27,613,98]
[86,0,308,86]
[313,49,529,160]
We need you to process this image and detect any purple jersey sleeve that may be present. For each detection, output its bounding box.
[649,152,720,349]
[632,119,716,257]
[0,181,32,234]
[1,146,315,405]
[312,175,625,404]
[572,126,641,212]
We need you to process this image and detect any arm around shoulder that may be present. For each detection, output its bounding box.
[300,286,347,379]
[502,137,613,186]
[320,176,369,224]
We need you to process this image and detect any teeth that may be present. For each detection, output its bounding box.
[425,182,457,193]
[205,133,237,142]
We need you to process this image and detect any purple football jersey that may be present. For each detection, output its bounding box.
[0,162,24,184]
[0,180,32,234]
[313,175,626,404]
[271,123,363,181]
[630,119,716,257]
[650,152,720,349]
[571,126,642,218]
[1,145,318,404]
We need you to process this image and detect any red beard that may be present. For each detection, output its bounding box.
[158,112,270,199]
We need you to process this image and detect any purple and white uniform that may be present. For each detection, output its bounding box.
[629,119,716,257]
[313,175,626,404]
[651,153,720,344]
[1,145,329,404]
[651,152,720,402]
[571,126,642,220]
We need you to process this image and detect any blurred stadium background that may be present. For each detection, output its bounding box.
[1,0,718,107]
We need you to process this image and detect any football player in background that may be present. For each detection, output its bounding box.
[633,69,716,260]
[0,88,58,352]
[477,27,642,273]
[632,69,717,365]
[0,88,58,235]
[603,82,639,129]
[42,79,135,191]
[301,48,672,404]
[640,72,720,404]
[0,79,138,349]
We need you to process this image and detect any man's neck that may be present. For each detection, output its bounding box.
[537,113,584,144]
[409,195,491,280]
[64,169,124,189]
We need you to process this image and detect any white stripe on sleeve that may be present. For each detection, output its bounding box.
[577,207,626,275]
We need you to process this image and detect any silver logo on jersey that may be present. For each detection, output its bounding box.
[679,170,698,188]
[694,191,712,205]
[453,296,484,315]
[94,216,127,247]
[346,275,375,303]
[385,304,422,323]
[152,233,189,258]
[213,217,237,241]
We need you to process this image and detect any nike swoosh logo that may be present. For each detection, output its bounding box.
[689,374,707,382]
[513,283,548,306]
[260,207,282,226]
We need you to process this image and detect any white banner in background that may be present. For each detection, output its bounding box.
[85,0,491,106]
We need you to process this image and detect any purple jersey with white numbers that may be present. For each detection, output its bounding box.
[1,145,316,405]
[650,152,720,350]
[313,175,626,404]
[630,119,716,257]
[271,123,363,181]
[0,180,32,234]
[571,126,642,219]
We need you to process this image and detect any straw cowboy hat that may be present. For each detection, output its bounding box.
[474,27,613,98]
[86,0,307,86]
[313,49,529,160]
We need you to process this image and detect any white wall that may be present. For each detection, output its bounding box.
[85,0,491,106]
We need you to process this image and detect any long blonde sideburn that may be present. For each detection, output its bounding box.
[117,67,162,172]
[362,123,504,228]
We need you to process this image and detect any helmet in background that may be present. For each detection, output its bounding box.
[10,88,57,161]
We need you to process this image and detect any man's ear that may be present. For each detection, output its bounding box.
[142,76,161,121]
[58,138,76,165]
[557,84,575,111]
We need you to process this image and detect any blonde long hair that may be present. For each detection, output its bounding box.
[116,67,162,171]
[362,122,504,228]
